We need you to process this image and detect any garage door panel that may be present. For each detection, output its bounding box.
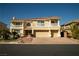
[53,32,58,37]
[51,30,58,37]
[36,32,49,37]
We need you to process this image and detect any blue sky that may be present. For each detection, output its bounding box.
[0,3,79,27]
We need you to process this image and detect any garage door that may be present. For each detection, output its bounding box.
[36,31,49,37]
[53,32,58,37]
[51,30,58,37]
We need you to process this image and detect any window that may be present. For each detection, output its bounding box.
[16,22,22,25]
[27,23,31,26]
[51,21,55,23]
[37,21,44,26]
[51,20,57,23]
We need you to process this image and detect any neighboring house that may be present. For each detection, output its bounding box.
[10,16,61,38]
[0,21,7,30]
[61,20,79,38]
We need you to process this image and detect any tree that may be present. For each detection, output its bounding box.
[0,29,20,40]
[11,32,20,39]
[70,23,79,39]
[0,29,11,40]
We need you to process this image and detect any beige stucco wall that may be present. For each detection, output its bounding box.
[50,26,60,30]
[45,20,49,27]
[33,27,49,30]
[20,30,24,36]
[32,21,37,27]
[32,20,49,27]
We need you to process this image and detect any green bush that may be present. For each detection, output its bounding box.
[11,32,20,39]
[0,29,11,40]
[0,29,20,40]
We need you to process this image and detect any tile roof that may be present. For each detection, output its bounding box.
[11,16,60,22]
[32,16,60,20]
[63,19,79,26]
[48,16,60,19]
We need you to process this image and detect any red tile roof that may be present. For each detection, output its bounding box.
[32,16,60,21]
[62,19,79,26]
[11,16,60,22]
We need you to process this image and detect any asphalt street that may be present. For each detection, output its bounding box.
[0,44,79,56]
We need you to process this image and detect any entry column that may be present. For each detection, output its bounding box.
[49,30,51,37]
[32,29,34,34]
[58,29,61,37]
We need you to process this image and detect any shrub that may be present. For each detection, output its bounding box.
[0,29,20,40]
[11,32,20,39]
[0,29,11,40]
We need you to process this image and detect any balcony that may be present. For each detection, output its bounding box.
[24,26,32,30]
[10,25,23,29]
[32,23,60,30]
[35,23,58,27]
[51,23,58,26]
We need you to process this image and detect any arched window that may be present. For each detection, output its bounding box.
[27,23,31,26]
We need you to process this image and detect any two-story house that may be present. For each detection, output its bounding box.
[10,16,61,38]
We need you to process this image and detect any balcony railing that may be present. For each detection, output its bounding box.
[51,23,58,26]
[11,23,59,28]
[11,25,23,29]
[36,23,58,27]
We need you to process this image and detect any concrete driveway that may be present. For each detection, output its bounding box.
[0,37,79,44]
[31,37,79,44]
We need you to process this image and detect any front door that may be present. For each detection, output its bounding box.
[61,32,64,37]
[24,30,32,35]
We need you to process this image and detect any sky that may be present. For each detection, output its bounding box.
[0,3,79,27]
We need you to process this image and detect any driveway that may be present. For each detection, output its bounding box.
[0,37,79,44]
[31,37,79,44]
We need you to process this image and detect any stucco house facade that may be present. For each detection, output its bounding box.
[10,16,61,38]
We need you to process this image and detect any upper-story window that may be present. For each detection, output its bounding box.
[27,23,31,26]
[37,21,44,26]
[51,20,57,23]
[15,22,22,25]
[51,20,58,26]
